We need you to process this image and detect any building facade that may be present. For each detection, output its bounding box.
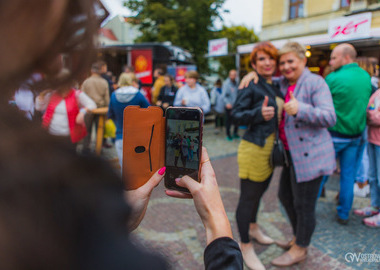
[261,0,380,40]
[98,15,141,46]
[237,0,380,77]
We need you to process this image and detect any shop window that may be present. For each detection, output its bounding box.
[289,0,304,19]
[341,0,350,8]
[368,0,379,5]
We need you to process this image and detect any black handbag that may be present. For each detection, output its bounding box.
[269,109,289,168]
[259,79,288,168]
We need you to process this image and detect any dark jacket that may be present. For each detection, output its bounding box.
[101,73,115,98]
[231,75,283,147]
[157,85,178,106]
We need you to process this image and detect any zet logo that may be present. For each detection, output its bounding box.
[135,55,148,72]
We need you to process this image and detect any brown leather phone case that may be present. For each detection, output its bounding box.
[122,106,165,190]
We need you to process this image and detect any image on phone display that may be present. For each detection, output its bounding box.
[165,108,203,192]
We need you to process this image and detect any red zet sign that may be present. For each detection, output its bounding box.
[328,13,372,42]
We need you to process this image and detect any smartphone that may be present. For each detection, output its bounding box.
[165,107,203,193]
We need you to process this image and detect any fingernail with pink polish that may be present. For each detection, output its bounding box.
[158,167,166,175]
[175,178,181,183]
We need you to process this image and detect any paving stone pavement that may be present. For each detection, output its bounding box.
[102,123,380,270]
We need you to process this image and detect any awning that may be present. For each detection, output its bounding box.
[237,27,380,54]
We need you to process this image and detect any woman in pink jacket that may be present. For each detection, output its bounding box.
[354,90,380,227]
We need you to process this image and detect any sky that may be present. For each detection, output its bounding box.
[101,0,263,33]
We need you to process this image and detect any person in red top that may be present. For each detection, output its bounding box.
[0,1,243,269]
[36,69,96,148]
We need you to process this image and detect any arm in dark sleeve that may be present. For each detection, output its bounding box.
[157,86,165,102]
[168,86,178,106]
[204,237,243,270]
[107,97,115,120]
[231,85,264,126]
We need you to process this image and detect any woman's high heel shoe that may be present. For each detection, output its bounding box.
[271,250,307,267]
[275,237,295,250]
[239,242,266,270]
[249,225,274,245]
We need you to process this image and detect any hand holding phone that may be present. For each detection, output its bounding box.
[164,107,203,193]
[165,147,232,245]
[125,166,166,231]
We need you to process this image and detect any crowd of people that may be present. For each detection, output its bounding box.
[3,0,380,269]
[3,0,243,269]
[167,133,199,168]
[231,41,380,269]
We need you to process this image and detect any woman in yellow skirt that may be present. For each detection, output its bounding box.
[232,42,284,270]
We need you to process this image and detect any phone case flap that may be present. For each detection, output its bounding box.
[122,106,165,190]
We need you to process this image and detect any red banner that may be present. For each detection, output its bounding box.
[175,66,188,82]
[132,49,153,84]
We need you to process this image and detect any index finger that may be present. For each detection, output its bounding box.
[200,147,215,183]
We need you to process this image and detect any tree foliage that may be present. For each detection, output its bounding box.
[214,25,259,78]
[124,0,226,73]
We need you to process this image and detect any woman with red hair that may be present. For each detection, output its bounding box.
[240,41,336,268]
[232,41,284,270]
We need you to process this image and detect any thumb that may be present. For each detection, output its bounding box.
[262,96,269,107]
[289,91,296,100]
[143,166,166,191]
[175,175,199,193]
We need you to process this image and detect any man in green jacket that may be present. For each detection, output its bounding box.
[320,43,372,225]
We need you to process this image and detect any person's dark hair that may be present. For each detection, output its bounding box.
[5,0,104,96]
[97,60,107,67]
[164,74,174,84]
[124,65,135,73]
[55,68,76,94]
[215,79,222,87]
[0,105,132,269]
[91,62,102,74]
[0,2,173,270]
[155,68,164,76]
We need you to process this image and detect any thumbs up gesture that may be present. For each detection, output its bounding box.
[262,96,275,121]
[284,91,299,116]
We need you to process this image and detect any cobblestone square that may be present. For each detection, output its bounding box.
[103,123,380,270]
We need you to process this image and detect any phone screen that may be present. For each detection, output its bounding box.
[165,107,203,192]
